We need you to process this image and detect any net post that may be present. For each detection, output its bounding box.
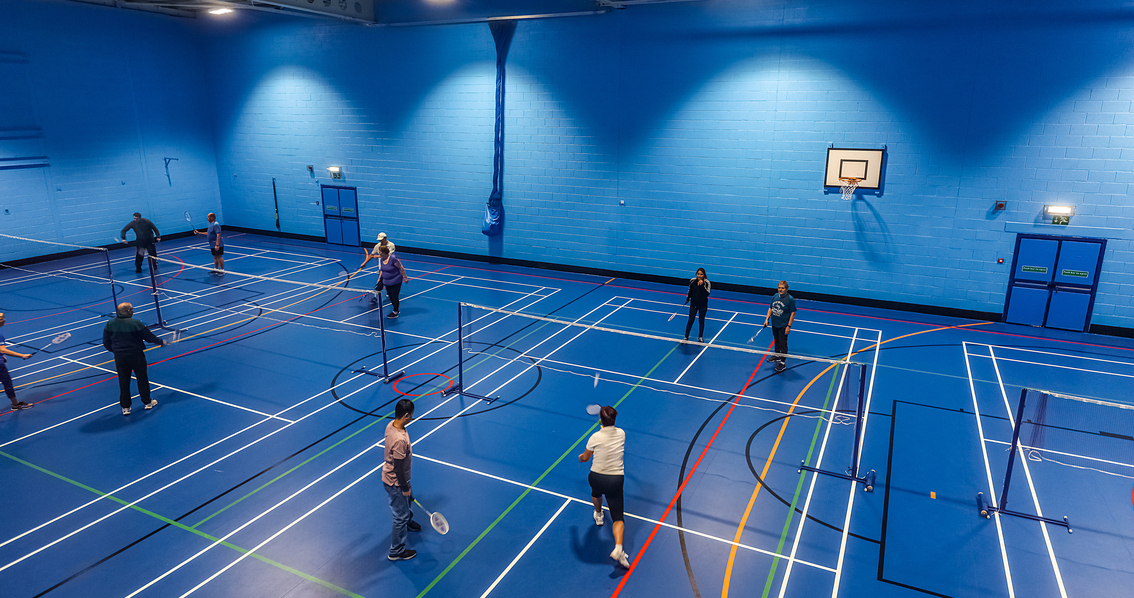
[147,256,168,329]
[999,387,1030,512]
[377,294,403,383]
[103,249,119,315]
[441,302,497,403]
[851,362,867,479]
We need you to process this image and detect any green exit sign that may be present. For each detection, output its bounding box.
[1052,215,1070,225]
[1022,266,1048,273]
[1062,269,1089,278]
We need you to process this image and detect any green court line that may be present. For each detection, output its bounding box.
[192,302,589,529]
[760,365,843,598]
[0,450,364,598]
[415,343,681,598]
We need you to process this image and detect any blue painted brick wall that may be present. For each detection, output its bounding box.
[0,0,221,263]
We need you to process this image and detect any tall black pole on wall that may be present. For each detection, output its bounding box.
[272,177,281,230]
[482,21,516,239]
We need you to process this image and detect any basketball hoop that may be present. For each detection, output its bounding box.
[839,177,861,201]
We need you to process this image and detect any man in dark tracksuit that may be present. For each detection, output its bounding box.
[103,303,166,415]
[120,212,161,273]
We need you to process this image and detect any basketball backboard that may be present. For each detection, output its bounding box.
[824,147,885,190]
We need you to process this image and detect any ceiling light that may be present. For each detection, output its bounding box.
[208,8,233,15]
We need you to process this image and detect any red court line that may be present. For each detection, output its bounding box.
[610,343,773,597]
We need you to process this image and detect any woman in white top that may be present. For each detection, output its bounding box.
[579,405,630,568]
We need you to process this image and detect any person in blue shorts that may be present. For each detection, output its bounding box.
[764,280,796,373]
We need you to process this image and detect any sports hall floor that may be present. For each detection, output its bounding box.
[1,233,1131,598]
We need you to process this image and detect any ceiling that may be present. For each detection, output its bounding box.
[67,0,701,26]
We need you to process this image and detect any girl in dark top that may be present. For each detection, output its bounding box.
[684,267,711,342]
[378,245,409,318]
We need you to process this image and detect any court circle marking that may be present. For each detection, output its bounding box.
[393,373,454,397]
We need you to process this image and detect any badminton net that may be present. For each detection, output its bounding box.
[1018,389,1134,479]
[0,232,120,316]
[143,255,382,341]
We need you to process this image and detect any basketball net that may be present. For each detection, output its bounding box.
[839,177,861,201]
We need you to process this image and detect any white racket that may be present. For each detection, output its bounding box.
[586,404,602,416]
[29,332,71,356]
[413,499,450,534]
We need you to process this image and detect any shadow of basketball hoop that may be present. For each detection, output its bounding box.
[851,197,894,267]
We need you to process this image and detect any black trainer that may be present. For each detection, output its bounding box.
[408,519,421,532]
[11,402,33,410]
[388,549,417,561]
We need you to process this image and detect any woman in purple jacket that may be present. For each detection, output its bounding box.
[377,245,409,318]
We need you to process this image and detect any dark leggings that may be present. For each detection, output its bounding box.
[685,302,707,338]
[384,282,402,313]
[1,363,17,405]
[588,471,625,522]
[115,353,153,407]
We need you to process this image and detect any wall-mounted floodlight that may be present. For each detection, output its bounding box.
[1044,204,1074,225]
[1043,205,1075,216]
[327,166,343,180]
[207,8,233,15]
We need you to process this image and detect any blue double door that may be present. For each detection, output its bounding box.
[1003,234,1106,332]
[322,186,360,246]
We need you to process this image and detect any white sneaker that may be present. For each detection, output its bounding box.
[145,400,157,410]
[593,509,604,526]
[610,547,630,568]
[122,407,131,416]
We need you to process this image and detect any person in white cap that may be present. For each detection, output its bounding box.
[369,233,396,306]
[372,232,395,258]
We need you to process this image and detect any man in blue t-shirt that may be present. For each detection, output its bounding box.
[193,212,224,274]
[0,313,33,410]
[764,280,797,373]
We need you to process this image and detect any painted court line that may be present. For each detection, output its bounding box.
[673,311,737,384]
[963,342,1016,598]
[414,454,836,573]
[57,357,293,422]
[480,498,573,598]
[987,346,1068,598]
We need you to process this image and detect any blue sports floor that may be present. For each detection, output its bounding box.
[1,233,1132,598]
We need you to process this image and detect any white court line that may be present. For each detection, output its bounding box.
[154,297,632,596]
[673,312,737,384]
[777,328,859,597]
[481,498,573,598]
[0,277,557,560]
[414,454,837,573]
[615,301,875,343]
[967,352,1134,382]
[829,330,880,598]
[129,368,493,598]
[967,343,1134,369]
[617,296,882,333]
[56,357,293,423]
[963,342,1016,598]
[984,438,1134,473]
[988,346,1068,598]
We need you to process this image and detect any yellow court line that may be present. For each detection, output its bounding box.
[720,321,990,597]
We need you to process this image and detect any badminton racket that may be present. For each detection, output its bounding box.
[29,332,70,357]
[413,498,450,534]
[185,211,199,234]
[749,321,768,344]
[586,404,602,416]
[593,372,600,388]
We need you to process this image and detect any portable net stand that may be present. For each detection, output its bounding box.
[839,177,862,201]
[442,303,499,403]
[146,257,186,338]
[0,233,121,317]
[798,363,877,491]
[975,387,1094,533]
[352,294,405,384]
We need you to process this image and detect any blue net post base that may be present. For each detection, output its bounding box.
[977,492,1072,532]
[798,363,876,492]
[353,366,404,384]
[146,256,183,339]
[799,463,877,492]
[441,383,497,403]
